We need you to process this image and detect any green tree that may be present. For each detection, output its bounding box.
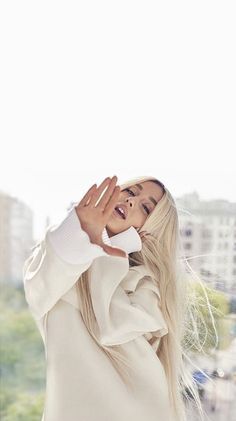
[0,283,45,420]
[183,282,229,352]
[2,392,44,421]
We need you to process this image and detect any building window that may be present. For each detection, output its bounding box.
[202,230,212,238]
[201,242,212,252]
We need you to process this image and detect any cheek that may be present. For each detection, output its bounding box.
[119,191,126,200]
[131,211,146,227]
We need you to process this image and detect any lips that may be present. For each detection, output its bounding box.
[114,204,128,219]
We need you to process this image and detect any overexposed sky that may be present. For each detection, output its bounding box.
[0,1,235,240]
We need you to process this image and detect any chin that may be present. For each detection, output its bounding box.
[106,221,125,237]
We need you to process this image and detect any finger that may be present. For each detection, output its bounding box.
[139,231,147,238]
[89,177,111,207]
[78,184,97,207]
[97,176,118,209]
[104,186,121,215]
[140,231,151,242]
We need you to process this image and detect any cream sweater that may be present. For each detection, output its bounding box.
[23,207,172,421]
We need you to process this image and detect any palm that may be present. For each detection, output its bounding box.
[76,176,128,259]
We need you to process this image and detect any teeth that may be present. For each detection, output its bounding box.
[115,207,125,219]
[118,207,125,216]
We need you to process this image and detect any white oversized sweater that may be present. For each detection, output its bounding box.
[22,207,172,421]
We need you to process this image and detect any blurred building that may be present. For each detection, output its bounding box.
[176,192,236,295]
[0,190,34,286]
[1,189,236,292]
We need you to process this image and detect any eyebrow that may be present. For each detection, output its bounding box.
[135,183,158,206]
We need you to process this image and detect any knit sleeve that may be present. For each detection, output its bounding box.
[89,259,168,346]
[22,207,115,320]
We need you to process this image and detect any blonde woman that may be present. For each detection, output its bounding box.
[23,175,202,421]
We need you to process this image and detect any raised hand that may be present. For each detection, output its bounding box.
[75,176,127,258]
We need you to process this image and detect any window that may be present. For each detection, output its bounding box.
[202,229,212,239]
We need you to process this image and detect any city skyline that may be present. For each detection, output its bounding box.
[1,176,235,242]
[1,184,235,292]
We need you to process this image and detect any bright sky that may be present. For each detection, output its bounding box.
[0,1,235,240]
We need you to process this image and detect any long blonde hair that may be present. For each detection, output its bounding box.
[76,175,207,420]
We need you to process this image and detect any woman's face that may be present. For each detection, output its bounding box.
[106,181,164,237]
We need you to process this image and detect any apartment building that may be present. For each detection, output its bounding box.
[176,192,236,294]
[0,191,33,286]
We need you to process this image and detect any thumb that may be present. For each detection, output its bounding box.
[102,243,127,258]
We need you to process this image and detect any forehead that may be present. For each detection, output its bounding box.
[134,181,164,201]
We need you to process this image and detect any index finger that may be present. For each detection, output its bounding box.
[77,184,97,207]
[104,186,121,215]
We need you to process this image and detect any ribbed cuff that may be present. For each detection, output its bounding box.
[47,207,108,264]
[102,228,112,246]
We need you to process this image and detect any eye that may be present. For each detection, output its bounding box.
[123,188,151,215]
[124,188,135,196]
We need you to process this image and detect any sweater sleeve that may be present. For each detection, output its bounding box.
[89,259,168,346]
[22,207,114,320]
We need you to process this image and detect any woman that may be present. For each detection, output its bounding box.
[23,175,202,421]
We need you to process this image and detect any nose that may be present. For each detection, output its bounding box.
[126,197,135,208]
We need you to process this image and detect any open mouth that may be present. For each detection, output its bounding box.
[114,206,126,219]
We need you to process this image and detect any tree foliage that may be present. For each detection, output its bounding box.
[0,283,45,420]
[183,281,229,353]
